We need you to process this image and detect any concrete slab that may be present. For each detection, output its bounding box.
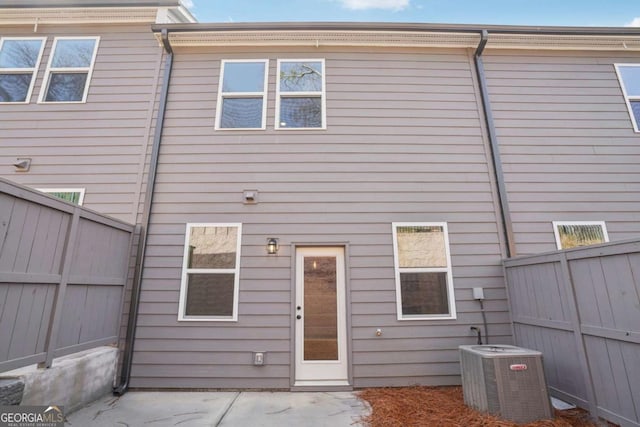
[67,391,369,426]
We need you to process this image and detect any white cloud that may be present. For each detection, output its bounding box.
[338,0,410,11]
[626,17,640,27]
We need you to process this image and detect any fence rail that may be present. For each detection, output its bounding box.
[0,178,134,373]
[504,239,640,427]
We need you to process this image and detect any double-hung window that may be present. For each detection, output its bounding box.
[0,37,46,103]
[179,223,242,321]
[39,37,99,103]
[615,64,640,132]
[276,59,326,129]
[553,221,609,250]
[392,223,456,320]
[216,60,268,129]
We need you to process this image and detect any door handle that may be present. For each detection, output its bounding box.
[296,315,302,319]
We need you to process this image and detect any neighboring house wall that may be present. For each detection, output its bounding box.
[484,49,640,255]
[130,45,512,388]
[0,23,164,225]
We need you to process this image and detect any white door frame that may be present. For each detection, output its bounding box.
[294,247,349,386]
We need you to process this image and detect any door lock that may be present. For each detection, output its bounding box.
[296,315,301,319]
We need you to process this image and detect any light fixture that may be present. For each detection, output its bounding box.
[267,238,279,254]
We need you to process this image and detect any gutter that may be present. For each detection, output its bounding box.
[474,29,515,258]
[114,28,173,396]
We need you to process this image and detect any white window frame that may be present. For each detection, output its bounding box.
[37,188,85,205]
[392,222,456,321]
[38,36,100,104]
[275,58,326,130]
[552,221,609,250]
[614,64,640,133]
[215,59,269,130]
[178,223,242,321]
[0,37,46,104]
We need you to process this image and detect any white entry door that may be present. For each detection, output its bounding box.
[294,247,349,386]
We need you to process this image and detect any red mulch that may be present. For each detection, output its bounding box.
[357,386,599,427]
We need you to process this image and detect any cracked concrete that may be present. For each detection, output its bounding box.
[67,391,369,426]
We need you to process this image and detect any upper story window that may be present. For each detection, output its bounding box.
[276,59,326,129]
[392,223,456,320]
[0,37,46,103]
[216,60,268,129]
[178,223,242,321]
[39,37,99,103]
[615,64,640,132]
[553,221,609,250]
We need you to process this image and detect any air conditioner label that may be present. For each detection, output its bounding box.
[510,364,528,371]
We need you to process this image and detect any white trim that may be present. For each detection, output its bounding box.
[38,36,100,104]
[552,221,609,250]
[275,59,326,130]
[614,64,640,133]
[178,223,242,321]
[36,187,85,205]
[391,222,456,321]
[215,59,269,130]
[0,37,46,104]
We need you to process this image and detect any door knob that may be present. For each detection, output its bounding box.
[296,315,301,319]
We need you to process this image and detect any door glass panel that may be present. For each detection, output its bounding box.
[303,256,338,361]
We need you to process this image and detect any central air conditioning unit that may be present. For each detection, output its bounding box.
[459,345,553,424]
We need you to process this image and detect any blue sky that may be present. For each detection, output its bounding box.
[184,0,640,27]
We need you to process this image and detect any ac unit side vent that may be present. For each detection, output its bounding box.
[460,345,553,424]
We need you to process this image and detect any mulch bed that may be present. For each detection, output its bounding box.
[357,386,600,427]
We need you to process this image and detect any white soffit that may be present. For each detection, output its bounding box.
[488,33,640,51]
[0,7,177,25]
[165,30,482,48]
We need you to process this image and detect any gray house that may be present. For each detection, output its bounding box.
[2,4,639,392]
[125,23,640,390]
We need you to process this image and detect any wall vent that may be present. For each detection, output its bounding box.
[459,345,553,424]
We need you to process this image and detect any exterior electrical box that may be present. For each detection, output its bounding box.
[459,345,553,424]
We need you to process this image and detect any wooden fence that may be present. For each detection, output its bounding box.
[0,178,134,372]
[504,240,640,427]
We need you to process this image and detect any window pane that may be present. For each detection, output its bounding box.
[279,97,322,128]
[48,192,81,204]
[222,62,265,92]
[0,73,31,102]
[45,72,88,102]
[280,61,323,92]
[400,272,449,316]
[557,224,606,249]
[630,101,640,125]
[220,97,263,128]
[303,256,338,361]
[396,225,446,268]
[185,273,235,316]
[618,66,640,97]
[188,226,238,269]
[0,40,42,68]
[51,39,96,68]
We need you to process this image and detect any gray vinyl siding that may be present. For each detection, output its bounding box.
[0,23,163,224]
[483,49,640,255]
[131,46,511,389]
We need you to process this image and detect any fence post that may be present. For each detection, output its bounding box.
[38,208,81,368]
[558,252,599,420]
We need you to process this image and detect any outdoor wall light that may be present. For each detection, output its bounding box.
[267,238,279,254]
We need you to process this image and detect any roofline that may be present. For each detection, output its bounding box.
[151,21,640,36]
[2,1,181,8]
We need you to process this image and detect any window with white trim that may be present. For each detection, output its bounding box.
[37,188,85,205]
[39,37,99,103]
[179,223,242,321]
[553,221,609,250]
[276,59,325,129]
[392,223,456,320]
[615,64,640,132]
[0,37,46,103]
[216,60,268,129]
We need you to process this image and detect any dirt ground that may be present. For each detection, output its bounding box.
[357,386,601,427]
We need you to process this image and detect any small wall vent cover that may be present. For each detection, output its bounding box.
[459,344,553,424]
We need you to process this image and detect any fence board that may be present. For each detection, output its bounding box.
[505,239,640,427]
[0,178,134,372]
